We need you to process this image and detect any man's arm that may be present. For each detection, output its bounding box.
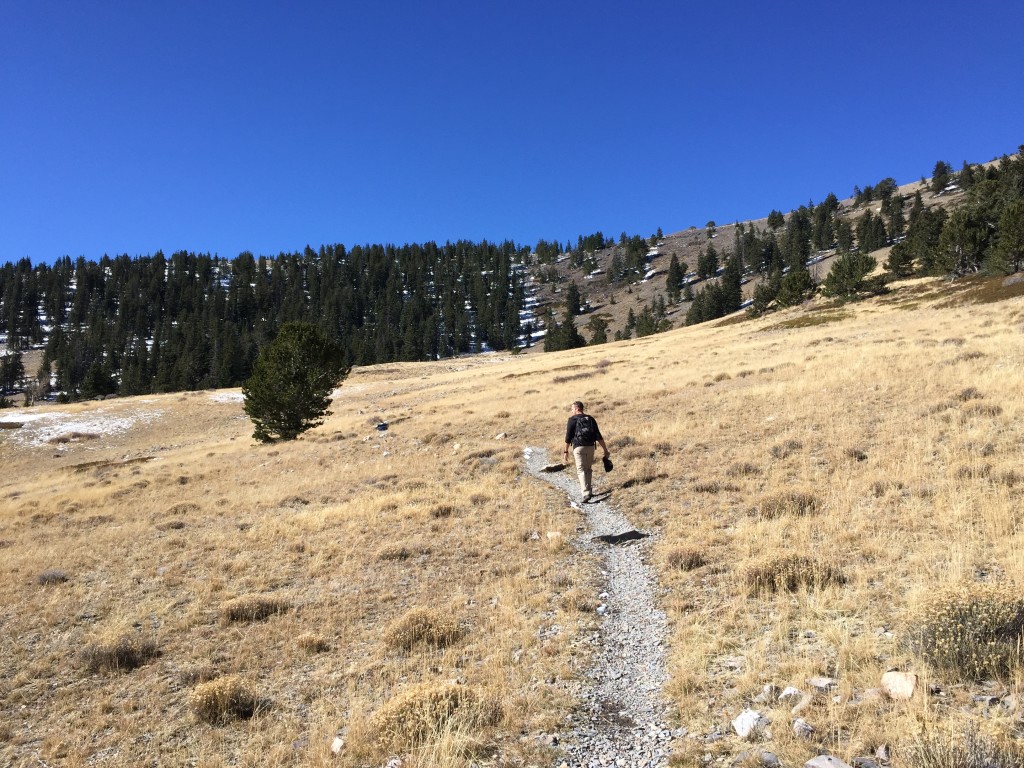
[598,438,609,458]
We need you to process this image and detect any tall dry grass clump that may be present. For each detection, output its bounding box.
[367,683,500,757]
[219,594,289,624]
[752,491,820,519]
[905,582,1024,681]
[383,607,464,651]
[743,555,845,595]
[82,633,159,673]
[189,675,262,724]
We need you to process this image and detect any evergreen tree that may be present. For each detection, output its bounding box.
[931,160,953,194]
[767,210,785,230]
[665,254,686,303]
[822,252,880,297]
[587,315,609,345]
[991,199,1024,274]
[936,207,988,276]
[242,322,349,443]
[565,281,582,316]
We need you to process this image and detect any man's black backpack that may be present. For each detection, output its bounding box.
[575,415,597,445]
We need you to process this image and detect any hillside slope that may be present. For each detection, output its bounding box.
[1,273,1023,767]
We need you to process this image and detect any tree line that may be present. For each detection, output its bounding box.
[0,241,529,401]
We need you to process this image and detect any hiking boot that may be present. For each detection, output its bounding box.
[582,493,593,503]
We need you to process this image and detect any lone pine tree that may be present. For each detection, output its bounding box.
[242,322,350,443]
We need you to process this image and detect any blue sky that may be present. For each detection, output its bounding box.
[2,1,1021,265]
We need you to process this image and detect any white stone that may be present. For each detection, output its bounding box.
[805,757,853,768]
[330,736,344,755]
[732,708,769,739]
[881,671,917,700]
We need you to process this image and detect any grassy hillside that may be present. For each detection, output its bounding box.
[2,273,1023,767]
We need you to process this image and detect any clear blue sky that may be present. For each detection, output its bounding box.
[2,1,1021,265]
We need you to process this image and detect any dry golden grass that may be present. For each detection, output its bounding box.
[1,273,1023,766]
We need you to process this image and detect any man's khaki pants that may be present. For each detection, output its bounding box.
[572,444,596,498]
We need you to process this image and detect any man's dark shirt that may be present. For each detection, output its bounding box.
[565,414,603,447]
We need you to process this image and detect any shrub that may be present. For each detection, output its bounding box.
[383,608,463,651]
[220,594,289,624]
[753,492,820,520]
[190,675,262,724]
[666,548,706,571]
[370,683,500,755]
[82,635,159,673]
[726,462,760,477]
[744,555,844,595]
[36,569,69,585]
[905,582,1024,681]
[770,439,803,459]
[902,724,1024,768]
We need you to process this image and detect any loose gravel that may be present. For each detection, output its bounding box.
[524,447,676,768]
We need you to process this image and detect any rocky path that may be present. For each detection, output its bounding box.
[524,447,676,768]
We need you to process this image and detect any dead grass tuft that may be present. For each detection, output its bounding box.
[743,555,845,595]
[36,569,69,585]
[383,607,464,651]
[82,634,159,674]
[296,633,331,653]
[753,491,820,519]
[189,675,263,724]
[906,582,1024,681]
[726,461,760,477]
[559,588,598,613]
[770,439,803,459]
[369,683,500,756]
[219,594,289,624]
[666,548,706,571]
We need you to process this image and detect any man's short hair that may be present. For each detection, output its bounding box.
[572,400,585,411]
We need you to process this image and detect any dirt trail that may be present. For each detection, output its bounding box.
[525,447,676,768]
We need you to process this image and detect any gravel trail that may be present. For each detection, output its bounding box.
[524,447,676,768]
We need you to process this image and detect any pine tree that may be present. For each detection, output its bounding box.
[242,322,349,442]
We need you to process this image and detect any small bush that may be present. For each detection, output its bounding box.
[429,503,457,519]
[753,492,820,520]
[190,675,262,724]
[726,462,760,477]
[694,481,722,494]
[903,724,1024,768]
[383,608,463,651]
[905,582,1024,681]
[220,594,289,624]
[844,447,868,461]
[37,569,69,585]
[744,555,844,595]
[770,439,803,459]
[666,548,706,571]
[83,635,159,673]
[370,683,500,754]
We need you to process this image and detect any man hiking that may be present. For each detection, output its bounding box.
[563,400,610,503]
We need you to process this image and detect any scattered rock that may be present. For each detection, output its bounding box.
[753,684,779,704]
[805,756,853,768]
[495,432,507,440]
[330,736,344,755]
[881,671,917,700]
[732,708,770,739]
[778,686,803,704]
[806,676,838,691]
[791,693,814,714]
[793,717,815,738]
